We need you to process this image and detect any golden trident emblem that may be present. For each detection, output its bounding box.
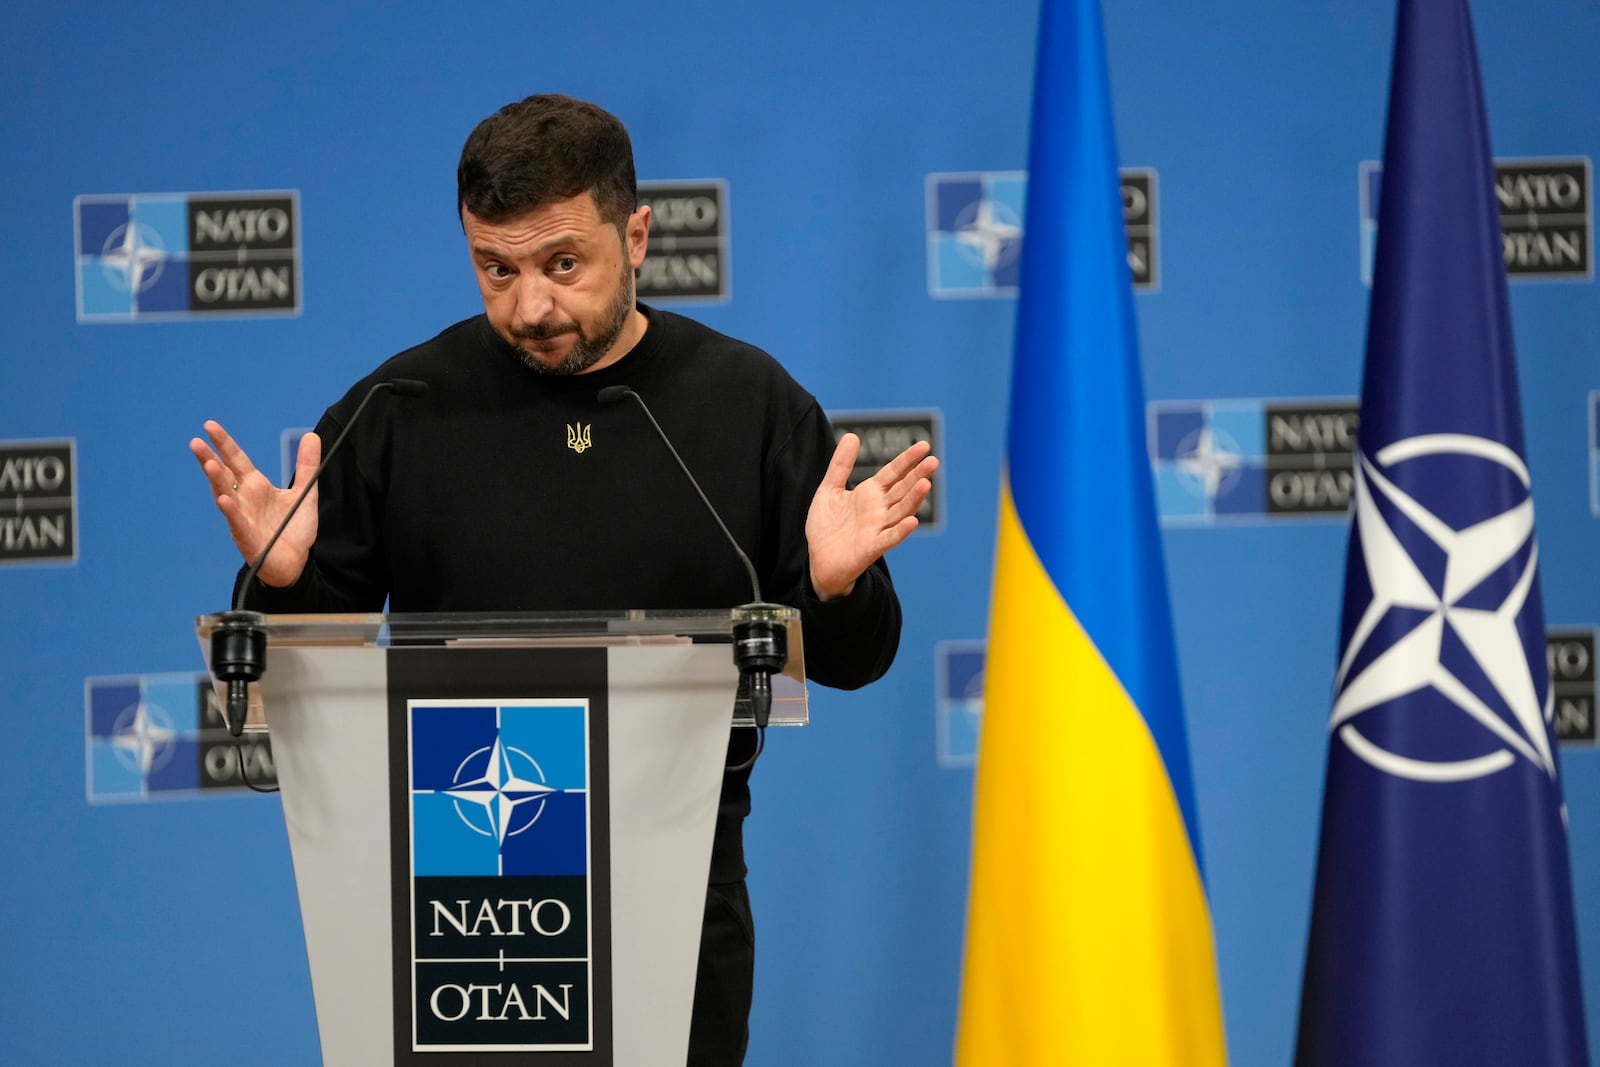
[567,423,592,454]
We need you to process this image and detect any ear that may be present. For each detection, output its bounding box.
[626,204,650,269]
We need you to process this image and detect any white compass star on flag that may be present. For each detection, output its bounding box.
[1331,433,1553,782]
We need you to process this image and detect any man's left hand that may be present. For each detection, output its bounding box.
[806,433,939,601]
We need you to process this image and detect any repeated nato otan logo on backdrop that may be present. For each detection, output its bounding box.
[636,180,728,302]
[74,191,301,321]
[1360,157,1593,284]
[1149,400,1360,523]
[0,439,76,565]
[1550,630,1598,745]
[407,699,596,1052]
[925,169,1158,297]
[828,411,944,532]
[85,673,277,802]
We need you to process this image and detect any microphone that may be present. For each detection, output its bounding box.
[211,378,431,737]
[597,385,787,733]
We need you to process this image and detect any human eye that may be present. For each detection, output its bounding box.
[550,255,579,276]
[481,261,512,281]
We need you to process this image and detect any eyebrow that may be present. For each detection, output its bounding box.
[472,232,593,262]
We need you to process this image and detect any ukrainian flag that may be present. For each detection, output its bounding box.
[955,1,1228,1062]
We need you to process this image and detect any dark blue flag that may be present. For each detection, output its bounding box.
[1295,1,1590,1064]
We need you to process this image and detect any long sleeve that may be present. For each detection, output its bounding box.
[231,403,392,614]
[764,400,903,691]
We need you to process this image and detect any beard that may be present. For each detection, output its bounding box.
[512,261,635,376]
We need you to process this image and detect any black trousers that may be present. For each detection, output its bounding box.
[686,880,755,1066]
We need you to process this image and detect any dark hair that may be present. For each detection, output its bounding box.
[456,94,637,230]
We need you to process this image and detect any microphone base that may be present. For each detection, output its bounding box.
[733,603,787,731]
[211,610,266,738]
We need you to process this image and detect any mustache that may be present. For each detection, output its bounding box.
[513,321,580,342]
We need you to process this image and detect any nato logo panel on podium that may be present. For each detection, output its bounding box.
[407,699,597,1052]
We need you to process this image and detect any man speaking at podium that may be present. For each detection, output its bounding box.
[189,93,935,1065]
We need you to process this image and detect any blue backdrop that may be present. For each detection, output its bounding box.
[3,2,1597,1064]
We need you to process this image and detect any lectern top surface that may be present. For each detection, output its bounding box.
[195,605,799,646]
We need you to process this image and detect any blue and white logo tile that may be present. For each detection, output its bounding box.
[926,172,1026,298]
[86,672,272,801]
[936,640,986,768]
[1149,400,1267,524]
[75,196,192,320]
[410,701,590,878]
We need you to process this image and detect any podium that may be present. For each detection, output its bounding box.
[196,608,806,1066]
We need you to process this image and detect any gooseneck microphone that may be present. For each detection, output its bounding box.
[596,385,788,741]
[211,378,431,739]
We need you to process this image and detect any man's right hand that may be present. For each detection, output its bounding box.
[189,421,321,588]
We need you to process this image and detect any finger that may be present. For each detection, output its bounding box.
[190,438,238,498]
[884,478,933,525]
[206,459,235,499]
[878,457,940,510]
[821,433,860,491]
[189,436,223,481]
[292,431,322,488]
[218,495,270,561]
[204,420,260,480]
[873,514,921,556]
[869,439,933,487]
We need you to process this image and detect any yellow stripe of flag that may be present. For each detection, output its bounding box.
[957,485,1226,1064]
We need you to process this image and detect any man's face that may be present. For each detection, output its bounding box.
[463,193,650,375]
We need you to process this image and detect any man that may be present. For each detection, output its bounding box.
[190,94,935,1064]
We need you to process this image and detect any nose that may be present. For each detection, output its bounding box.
[512,273,556,328]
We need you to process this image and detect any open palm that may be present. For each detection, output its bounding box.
[806,433,938,600]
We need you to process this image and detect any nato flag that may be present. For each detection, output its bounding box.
[1294,1,1589,1064]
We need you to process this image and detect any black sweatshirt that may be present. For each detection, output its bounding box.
[239,305,902,881]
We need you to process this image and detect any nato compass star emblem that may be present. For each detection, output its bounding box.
[1330,434,1555,783]
[951,197,1023,277]
[110,698,179,776]
[1173,424,1244,502]
[926,172,1027,296]
[98,220,167,294]
[445,738,556,844]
